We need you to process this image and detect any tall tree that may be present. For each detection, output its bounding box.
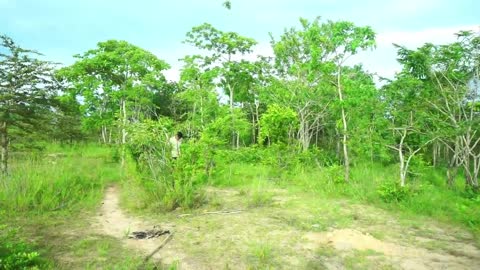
[395,31,480,190]
[272,18,376,181]
[317,19,376,182]
[383,75,435,186]
[176,55,221,138]
[58,40,170,165]
[184,23,257,148]
[0,35,57,174]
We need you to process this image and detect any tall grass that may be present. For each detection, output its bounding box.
[210,153,480,237]
[0,143,124,269]
[0,143,121,214]
[120,143,206,212]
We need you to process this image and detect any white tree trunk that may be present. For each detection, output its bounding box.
[337,68,350,182]
[121,98,127,167]
[0,121,8,175]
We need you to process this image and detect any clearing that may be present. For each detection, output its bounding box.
[90,185,480,269]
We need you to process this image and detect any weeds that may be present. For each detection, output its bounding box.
[0,144,120,213]
[0,224,50,270]
[248,190,274,208]
[247,242,276,269]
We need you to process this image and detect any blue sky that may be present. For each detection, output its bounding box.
[1,0,478,80]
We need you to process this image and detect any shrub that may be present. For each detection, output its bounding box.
[0,225,48,270]
[323,165,344,184]
[377,182,414,203]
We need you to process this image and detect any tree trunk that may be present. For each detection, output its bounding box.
[447,142,459,187]
[255,101,260,145]
[229,85,236,149]
[398,142,406,187]
[337,68,349,182]
[250,104,256,144]
[108,128,112,144]
[0,121,8,175]
[200,94,204,128]
[236,131,240,149]
[472,156,479,191]
[447,166,458,187]
[121,98,127,167]
[298,113,310,152]
[101,126,107,144]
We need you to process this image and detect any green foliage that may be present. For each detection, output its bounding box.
[377,182,414,203]
[260,144,303,174]
[203,109,252,146]
[259,104,298,145]
[127,117,172,165]
[124,121,224,211]
[247,190,274,208]
[222,1,231,9]
[0,144,118,213]
[185,23,256,58]
[57,39,170,141]
[0,225,47,270]
[323,165,344,184]
[0,35,59,173]
[247,242,276,269]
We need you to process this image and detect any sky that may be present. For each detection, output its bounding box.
[1,0,479,81]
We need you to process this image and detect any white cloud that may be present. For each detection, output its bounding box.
[157,25,480,84]
[157,42,274,82]
[380,0,442,15]
[377,25,479,47]
[162,68,181,82]
[350,25,479,82]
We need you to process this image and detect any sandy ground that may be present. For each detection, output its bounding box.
[93,186,480,270]
[94,186,198,269]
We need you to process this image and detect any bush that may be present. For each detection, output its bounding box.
[125,125,223,211]
[0,225,48,270]
[377,182,414,203]
[323,165,344,184]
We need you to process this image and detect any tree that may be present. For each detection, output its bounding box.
[176,55,221,138]
[184,23,257,148]
[222,1,231,9]
[383,74,436,187]
[259,104,298,145]
[342,65,387,163]
[271,17,376,181]
[394,31,480,190]
[316,19,376,182]
[50,94,84,143]
[270,20,334,152]
[58,40,170,165]
[0,35,57,174]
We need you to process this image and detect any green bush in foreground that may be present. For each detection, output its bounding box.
[0,225,49,270]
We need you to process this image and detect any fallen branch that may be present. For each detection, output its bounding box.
[177,209,244,218]
[143,232,174,263]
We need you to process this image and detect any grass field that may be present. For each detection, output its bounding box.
[1,144,479,269]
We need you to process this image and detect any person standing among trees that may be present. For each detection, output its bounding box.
[169,132,183,160]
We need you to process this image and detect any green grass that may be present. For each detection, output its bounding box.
[2,144,479,268]
[0,143,121,214]
[210,158,480,240]
[247,190,274,208]
[246,242,277,269]
[0,143,133,269]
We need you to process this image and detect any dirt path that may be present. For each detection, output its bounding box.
[94,186,194,269]
[93,186,480,270]
[305,229,480,270]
